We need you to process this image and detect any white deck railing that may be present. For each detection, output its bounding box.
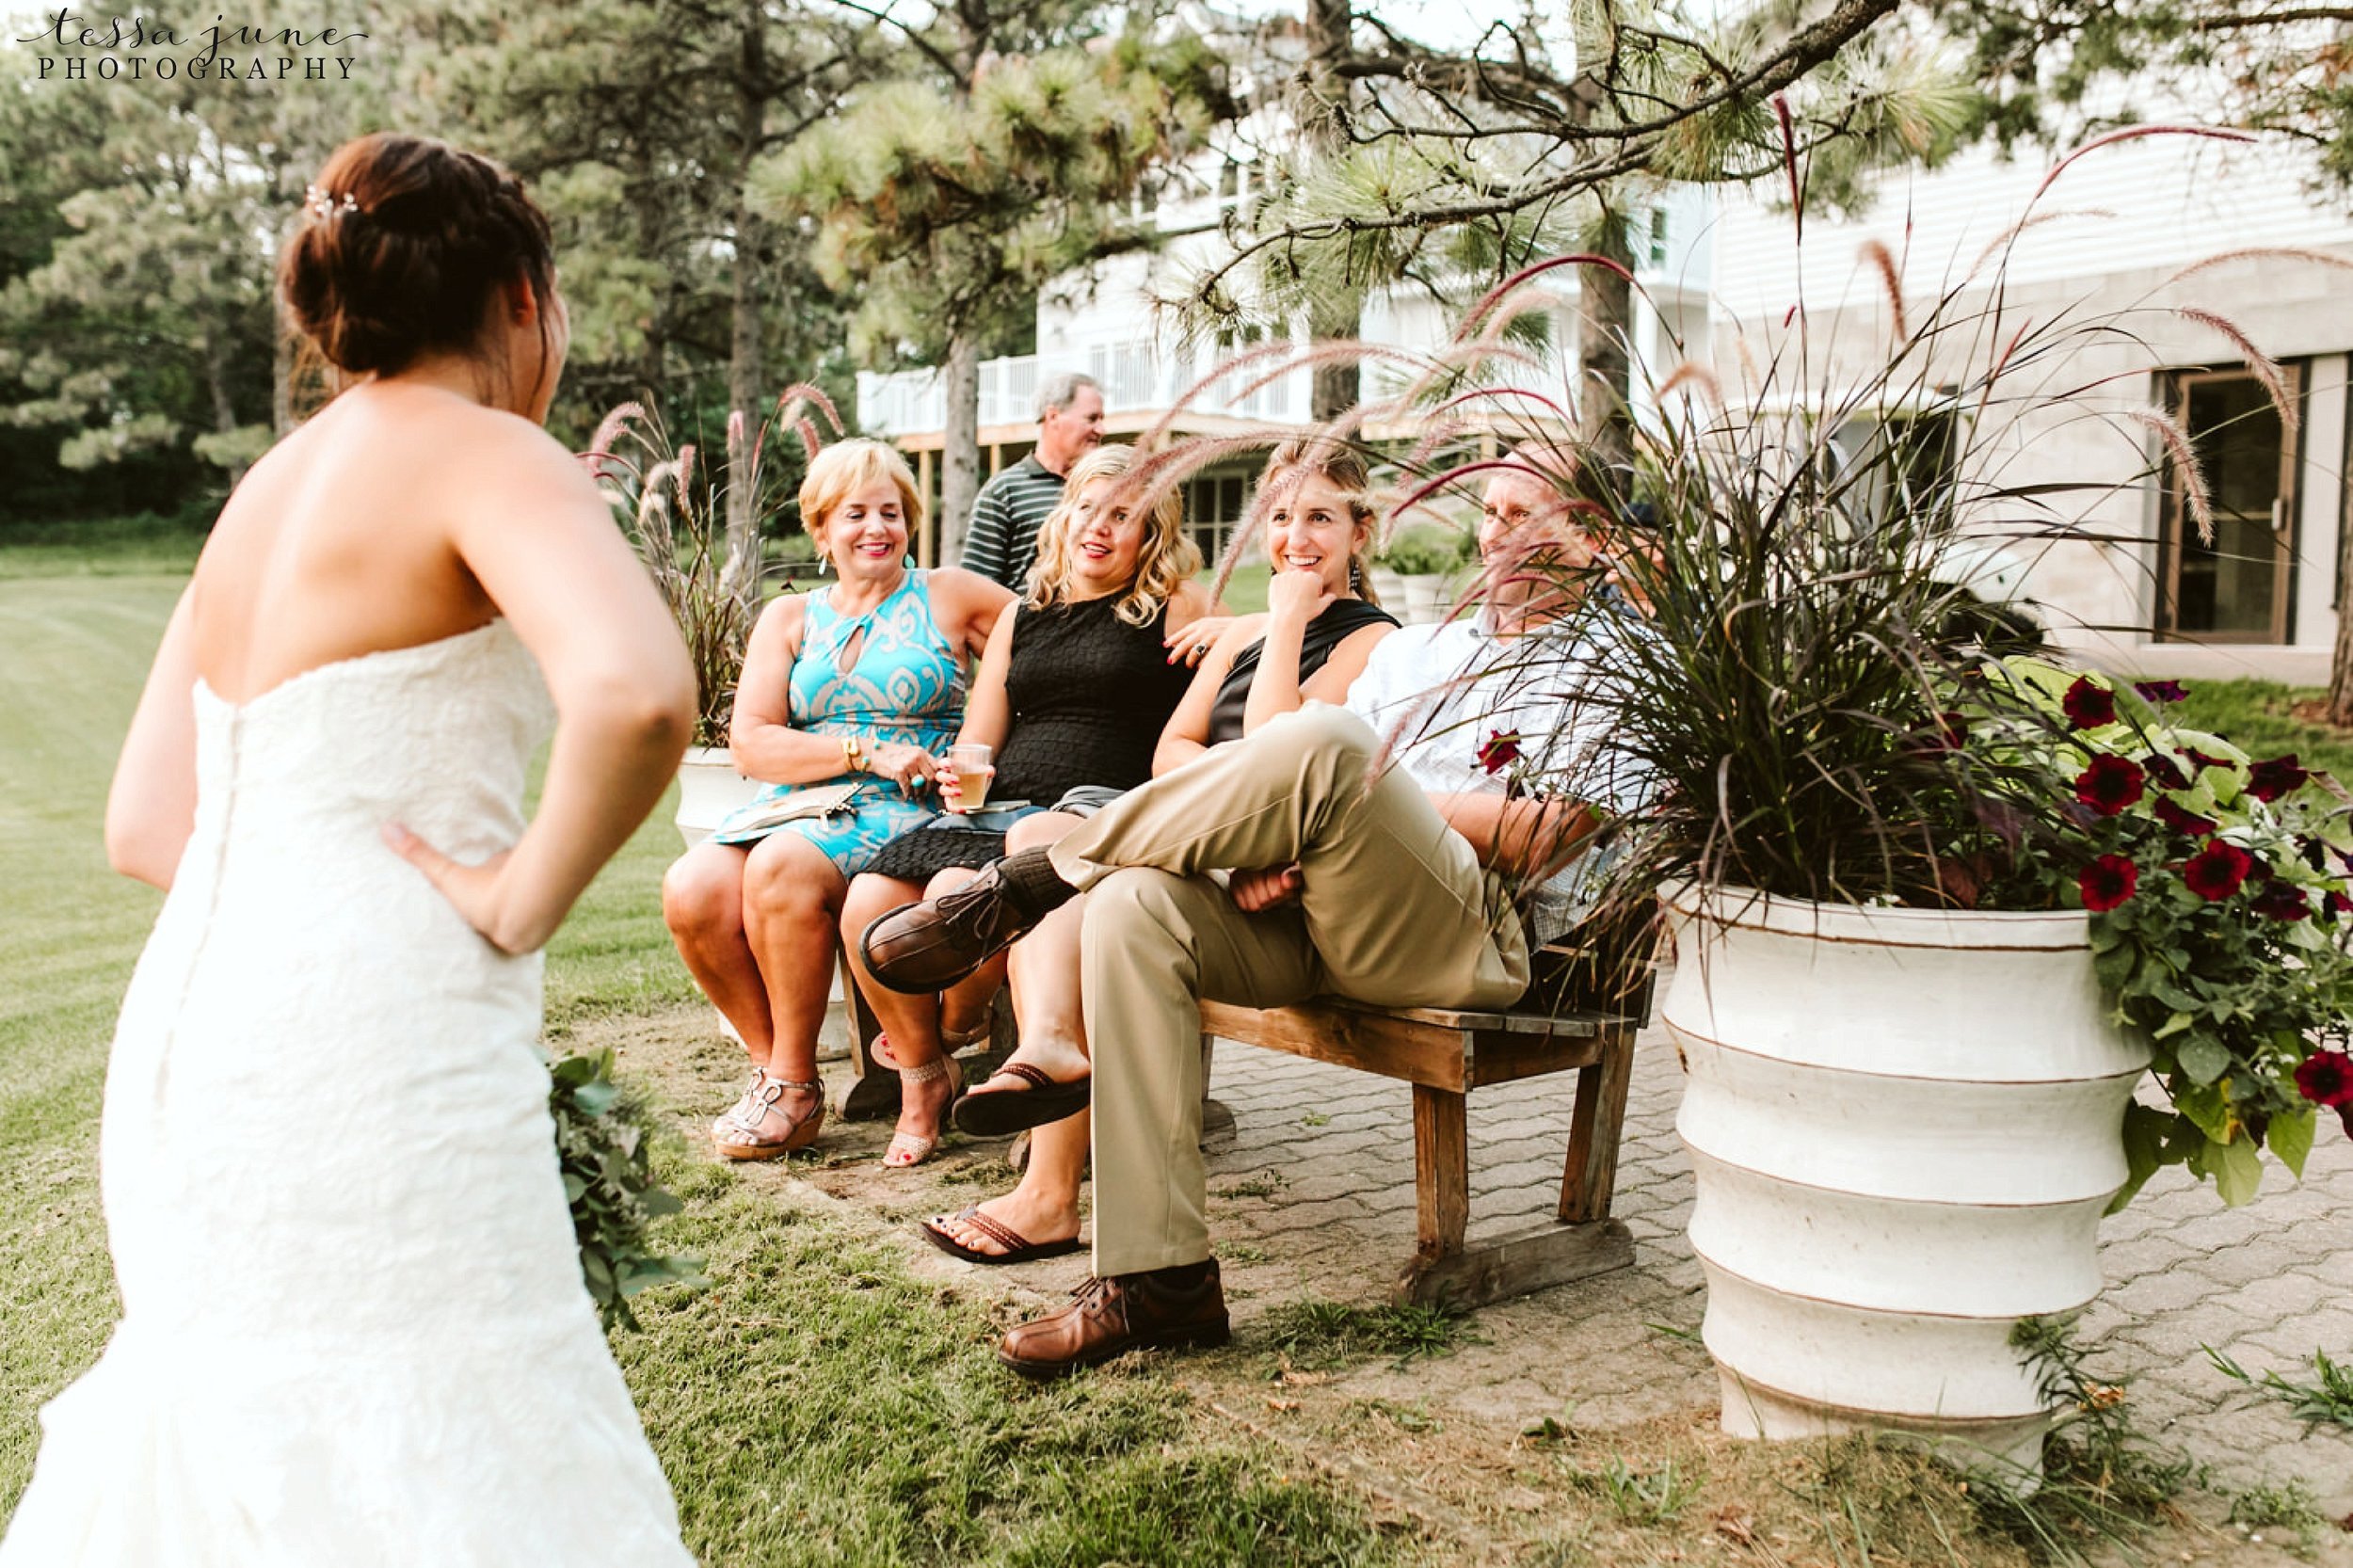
[856,338,1308,439]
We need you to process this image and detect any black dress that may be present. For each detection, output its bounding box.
[863,596,1196,881]
[1204,597,1400,744]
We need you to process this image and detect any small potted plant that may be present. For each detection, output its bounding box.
[1376,524,1461,623]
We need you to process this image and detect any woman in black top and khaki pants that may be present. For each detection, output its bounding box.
[916,437,1400,1263]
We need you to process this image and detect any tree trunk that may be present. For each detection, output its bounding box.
[940,332,982,566]
[203,332,249,488]
[727,201,765,545]
[1305,0,1358,422]
[1576,202,1637,485]
[2329,522,2353,727]
[271,315,294,437]
[726,0,768,550]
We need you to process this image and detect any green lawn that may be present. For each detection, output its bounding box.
[2170,678,2353,780]
[0,569,1402,1565]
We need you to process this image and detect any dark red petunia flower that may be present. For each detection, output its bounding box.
[2152,798,2217,837]
[1478,729,1522,774]
[2142,752,2189,790]
[2251,882,2311,921]
[2247,754,2310,803]
[2324,890,2352,921]
[2294,1048,2353,1108]
[2183,840,2255,902]
[2077,854,2138,913]
[2134,679,2189,703]
[2074,755,2146,816]
[2185,747,2233,774]
[2062,676,2118,730]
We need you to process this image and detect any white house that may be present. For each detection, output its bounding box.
[1708,132,2353,683]
[858,109,2349,680]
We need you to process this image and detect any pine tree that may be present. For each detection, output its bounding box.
[760,23,1225,558]
[1176,0,1966,483]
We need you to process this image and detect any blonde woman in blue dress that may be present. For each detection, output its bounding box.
[663,440,1010,1168]
[0,134,697,1564]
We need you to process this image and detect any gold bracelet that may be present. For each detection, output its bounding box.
[840,736,866,773]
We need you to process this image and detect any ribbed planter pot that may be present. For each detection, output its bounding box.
[1660,883,2149,1473]
[674,744,759,848]
[1398,573,1449,625]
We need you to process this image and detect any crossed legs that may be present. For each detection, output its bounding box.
[1050,705,1533,1276]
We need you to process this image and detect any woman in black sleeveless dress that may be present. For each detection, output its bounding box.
[838,444,1218,1166]
[923,437,1401,1262]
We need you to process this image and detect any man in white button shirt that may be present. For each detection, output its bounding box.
[859,442,1649,1375]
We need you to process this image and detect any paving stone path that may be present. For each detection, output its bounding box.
[1178,1004,2353,1506]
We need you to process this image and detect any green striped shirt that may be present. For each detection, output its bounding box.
[959,455,1067,591]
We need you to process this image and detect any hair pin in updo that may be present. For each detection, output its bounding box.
[303,184,360,222]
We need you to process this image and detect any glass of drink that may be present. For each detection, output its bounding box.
[946,743,994,812]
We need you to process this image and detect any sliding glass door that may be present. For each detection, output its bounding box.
[2159,366,2301,643]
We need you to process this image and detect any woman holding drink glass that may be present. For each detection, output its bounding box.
[839,443,1221,1170]
[662,439,1010,1171]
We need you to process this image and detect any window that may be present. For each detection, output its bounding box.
[1825,407,1961,531]
[1183,472,1252,566]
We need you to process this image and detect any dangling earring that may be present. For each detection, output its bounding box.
[1349,558,1363,593]
[818,552,831,575]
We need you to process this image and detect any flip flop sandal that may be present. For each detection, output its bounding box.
[951,1061,1093,1138]
[919,1206,1083,1266]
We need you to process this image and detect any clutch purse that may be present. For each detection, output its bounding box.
[715,781,864,837]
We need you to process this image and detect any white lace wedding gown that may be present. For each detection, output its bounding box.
[0,622,696,1566]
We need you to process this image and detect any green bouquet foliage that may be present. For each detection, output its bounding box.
[548,1050,706,1331]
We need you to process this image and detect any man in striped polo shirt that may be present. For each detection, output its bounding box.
[959,372,1105,590]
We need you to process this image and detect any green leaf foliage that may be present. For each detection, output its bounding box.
[548,1048,706,1331]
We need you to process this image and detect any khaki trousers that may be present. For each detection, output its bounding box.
[1049,704,1530,1278]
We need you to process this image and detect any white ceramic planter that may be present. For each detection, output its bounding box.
[1399,572,1450,625]
[674,744,760,848]
[1660,884,2149,1473]
[1365,567,1407,611]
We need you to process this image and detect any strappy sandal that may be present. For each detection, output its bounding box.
[883,1052,964,1168]
[952,1061,1092,1138]
[870,1011,992,1070]
[712,1070,825,1160]
[920,1206,1082,1265]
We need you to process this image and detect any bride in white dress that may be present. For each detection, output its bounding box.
[1,134,700,1564]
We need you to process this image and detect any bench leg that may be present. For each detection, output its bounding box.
[1412,1085,1470,1262]
[1399,1075,1633,1308]
[837,952,900,1121]
[1559,1027,1635,1224]
[840,953,1020,1123]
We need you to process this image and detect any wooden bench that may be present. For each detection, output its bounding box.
[835,935,1656,1314]
[1200,939,1654,1310]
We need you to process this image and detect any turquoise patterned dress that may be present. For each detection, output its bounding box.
[709,570,964,872]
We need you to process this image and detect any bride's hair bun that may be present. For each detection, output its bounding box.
[280,134,554,376]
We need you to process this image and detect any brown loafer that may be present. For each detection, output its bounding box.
[859,857,1045,994]
[997,1260,1229,1379]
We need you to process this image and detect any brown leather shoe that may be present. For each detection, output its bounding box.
[859,856,1047,994]
[997,1261,1229,1379]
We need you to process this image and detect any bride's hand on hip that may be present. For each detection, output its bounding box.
[383,823,536,954]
